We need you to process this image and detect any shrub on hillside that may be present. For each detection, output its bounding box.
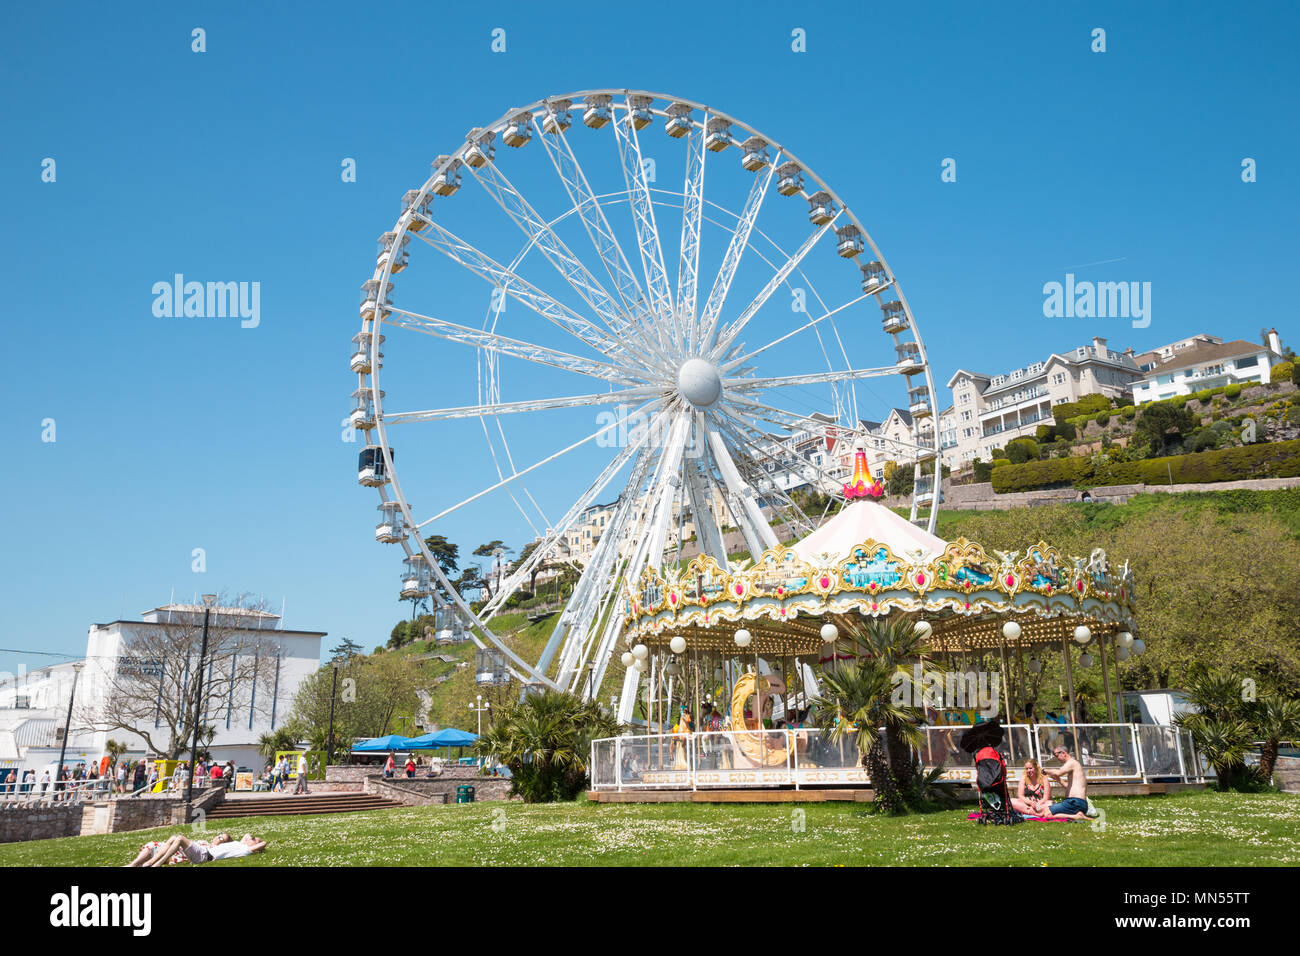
[990,439,1300,492]
[972,458,992,483]
[1196,388,1214,403]
[1225,384,1243,400]
[1293,363,1300,386]
[1120,405,1136,420]
[1006,437,1040,464]
[1052,393,1112,425]
[1270,362,1293,384]
[1096,411,1111,427]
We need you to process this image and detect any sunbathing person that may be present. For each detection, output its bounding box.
[1012,759,1052,817]
[126,832,266,866]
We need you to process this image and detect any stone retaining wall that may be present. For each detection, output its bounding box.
[0,804,84,844]
[944,476,1299,511]
[363,774,516,804]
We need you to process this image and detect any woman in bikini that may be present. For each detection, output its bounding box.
[1013,758,1051,817]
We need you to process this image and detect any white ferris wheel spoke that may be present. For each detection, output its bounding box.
[703,423,779,558]
[698,158,778,353]
[676,118,707,354]
[383,307,640,385]
[715,423,818,538]
[382,384,664,425]
[407,218,627,361]
[612,105,679,348]
[727,365,904,393]
[414,398,663,528]
[535,127,667,356]
[480,412,667,620]
[462,158,652,359]
[720,407,854,492]
[710,213,840,357]
[721,293,870,372]
[540,444,660,681]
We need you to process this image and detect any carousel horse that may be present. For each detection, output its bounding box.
[729,671,792,768]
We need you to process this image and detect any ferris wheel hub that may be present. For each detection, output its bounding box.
[676,358,723,408]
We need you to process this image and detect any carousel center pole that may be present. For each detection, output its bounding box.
[1061,636,1078,756]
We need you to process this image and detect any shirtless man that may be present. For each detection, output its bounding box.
[1043,745,1095,820]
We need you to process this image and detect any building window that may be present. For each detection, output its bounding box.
[1237,356,1258,369]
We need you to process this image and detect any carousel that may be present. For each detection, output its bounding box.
[589,451,1161,792]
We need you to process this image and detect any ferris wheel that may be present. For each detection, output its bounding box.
[351,89,941,696]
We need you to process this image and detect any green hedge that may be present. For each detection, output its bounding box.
[990,440,1300,492]
[1272,362,1294,384]
[1052,393,1112,425]
[1224,384,1243,399]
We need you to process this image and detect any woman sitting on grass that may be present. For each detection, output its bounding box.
[1012,759,1051,817]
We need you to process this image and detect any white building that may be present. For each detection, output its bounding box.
[1133,333,1223,373]
[0,602,325,778]
[1131,332,1285,404]
[946,336,1144,467]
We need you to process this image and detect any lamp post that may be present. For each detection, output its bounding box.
[326,665,339,763]
[468,694,490,736]
[56,661,85,797]
[185,594,217,820]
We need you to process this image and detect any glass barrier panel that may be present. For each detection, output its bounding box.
[616,734,693,789]
[695,731,791,787]
[789,728,868,785]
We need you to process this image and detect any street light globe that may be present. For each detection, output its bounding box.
[820,623,839,644]
[669,636,687,655]
[1073,625,1092,645]
[1002,621,1022,641]
[621,652,634,668]
[1114,646,1130,662]
[1027,657,1043,674]
[1117,631,1134,649]
[1131,638,1146,656]
[1079,652,1094,669]
[734,628,752,648]
[633,657,647,671]
[914,620,932,639]
[632,644,649,661]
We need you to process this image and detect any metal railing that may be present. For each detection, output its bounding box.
[590,722,1208,791]
[0,771,203,806]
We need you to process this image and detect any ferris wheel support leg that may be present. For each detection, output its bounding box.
[618,666,640,724]
[706,427,779,556]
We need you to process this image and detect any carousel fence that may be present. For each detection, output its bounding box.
[589,723,1207,791]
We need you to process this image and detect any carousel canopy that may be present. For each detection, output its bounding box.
[793,500,946,565]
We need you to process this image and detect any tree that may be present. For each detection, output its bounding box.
[290,651,427,757]
[473,690,621,801]
[79,593,280,759]
[423,535,459,576]
[512,539,550,596]
[1132,402,1196,457]
[1255,696,1300,783]
[472,540,510,599]
[814,617,928,813]
[258,727,298,762]
[104,738,129,769]
[1272,361,1295,384]
[328,637,364,662]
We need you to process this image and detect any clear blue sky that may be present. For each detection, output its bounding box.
[1,1,1296,674]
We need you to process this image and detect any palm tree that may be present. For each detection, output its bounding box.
[1176,672,1254,789]
[1254,697,1300,783]
[814,617,927,813]
[474,690,621,802]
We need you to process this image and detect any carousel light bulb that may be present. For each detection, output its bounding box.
[1114,646,1130,662]
[632,643,649,660]
[1073,625,1092,645]
[1027,657,1042,674]
[1117,631,1134,649]
[1079,652,1094,669]
[820,623,839,643]
[669,636,687,655]
[914,620,932,639]
[621,652,634,668]
[633,657,646,671]
[1132,638,1146,656]
[1002,621,1022,641]
[734,628,752,648]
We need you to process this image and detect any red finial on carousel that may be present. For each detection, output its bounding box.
[843,448,884,500]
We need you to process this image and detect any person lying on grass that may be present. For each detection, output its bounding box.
[125,832,267,866]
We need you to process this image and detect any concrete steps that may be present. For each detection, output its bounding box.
[206,793,401,819]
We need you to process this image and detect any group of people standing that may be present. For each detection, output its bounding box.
[260,752,310,793]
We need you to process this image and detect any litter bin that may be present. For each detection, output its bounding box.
[455,785,476,804]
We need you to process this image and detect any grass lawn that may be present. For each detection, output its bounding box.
[2,790,1297,867]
